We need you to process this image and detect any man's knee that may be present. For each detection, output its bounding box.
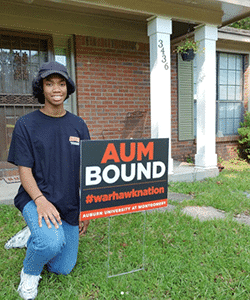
[33,233,65,258]
[47,239,65,258]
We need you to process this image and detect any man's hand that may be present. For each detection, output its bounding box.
[79,220,90,236]
[35,196,62,229]
[18,166,62,229]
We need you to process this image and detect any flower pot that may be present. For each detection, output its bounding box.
[181,49,195,61]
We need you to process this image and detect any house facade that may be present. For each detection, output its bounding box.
[1,0,250,178]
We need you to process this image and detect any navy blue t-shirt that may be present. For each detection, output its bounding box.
[8,110,90,226]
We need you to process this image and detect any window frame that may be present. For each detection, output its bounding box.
[216,51,244,137]
[0,28,53,96]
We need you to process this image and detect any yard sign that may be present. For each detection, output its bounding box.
[80,138,168,221]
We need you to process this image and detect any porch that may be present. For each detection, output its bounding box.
[169,161,219,182]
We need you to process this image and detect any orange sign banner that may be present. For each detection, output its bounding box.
[80,139,169,220]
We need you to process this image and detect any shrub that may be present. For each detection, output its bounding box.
[238,112,250,161]
[176,38,199,54]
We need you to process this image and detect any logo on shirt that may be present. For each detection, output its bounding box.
[69,136,80,146]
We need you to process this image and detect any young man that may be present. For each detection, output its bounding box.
[8,61,90,300]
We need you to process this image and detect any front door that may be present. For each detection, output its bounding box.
[0,30,53,164]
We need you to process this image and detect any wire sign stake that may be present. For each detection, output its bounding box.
[107,211,147,279]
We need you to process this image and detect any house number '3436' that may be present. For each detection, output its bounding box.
[158,40,169,70]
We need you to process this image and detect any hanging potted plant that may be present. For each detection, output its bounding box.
[176,38,199,61]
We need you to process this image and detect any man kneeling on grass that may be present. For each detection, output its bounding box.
[7,61,90,300]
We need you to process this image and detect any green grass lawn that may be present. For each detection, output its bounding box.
[169,159,250,216]
[1,159,250,299]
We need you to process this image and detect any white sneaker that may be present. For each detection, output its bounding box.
[17,268,42,300]
[4,226,31,250]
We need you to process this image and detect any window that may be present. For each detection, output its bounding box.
[0,31,51,162]
[0,33,49,95]
[193,52,244,137]
[216,52,244,136]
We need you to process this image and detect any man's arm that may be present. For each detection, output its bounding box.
[19,166,62,229]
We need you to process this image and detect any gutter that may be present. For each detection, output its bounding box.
[221,12,250,28]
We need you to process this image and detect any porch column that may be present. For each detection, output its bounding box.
[147,17,173,174]
[194,25,218,169]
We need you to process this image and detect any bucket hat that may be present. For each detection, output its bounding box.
[32,61,75,104]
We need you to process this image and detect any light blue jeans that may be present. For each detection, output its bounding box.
[22,201,79,276]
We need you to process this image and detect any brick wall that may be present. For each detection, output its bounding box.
[216,136,238,160]
[75,36,151,141]
[75,38,249,163]
[0,162,18,178]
